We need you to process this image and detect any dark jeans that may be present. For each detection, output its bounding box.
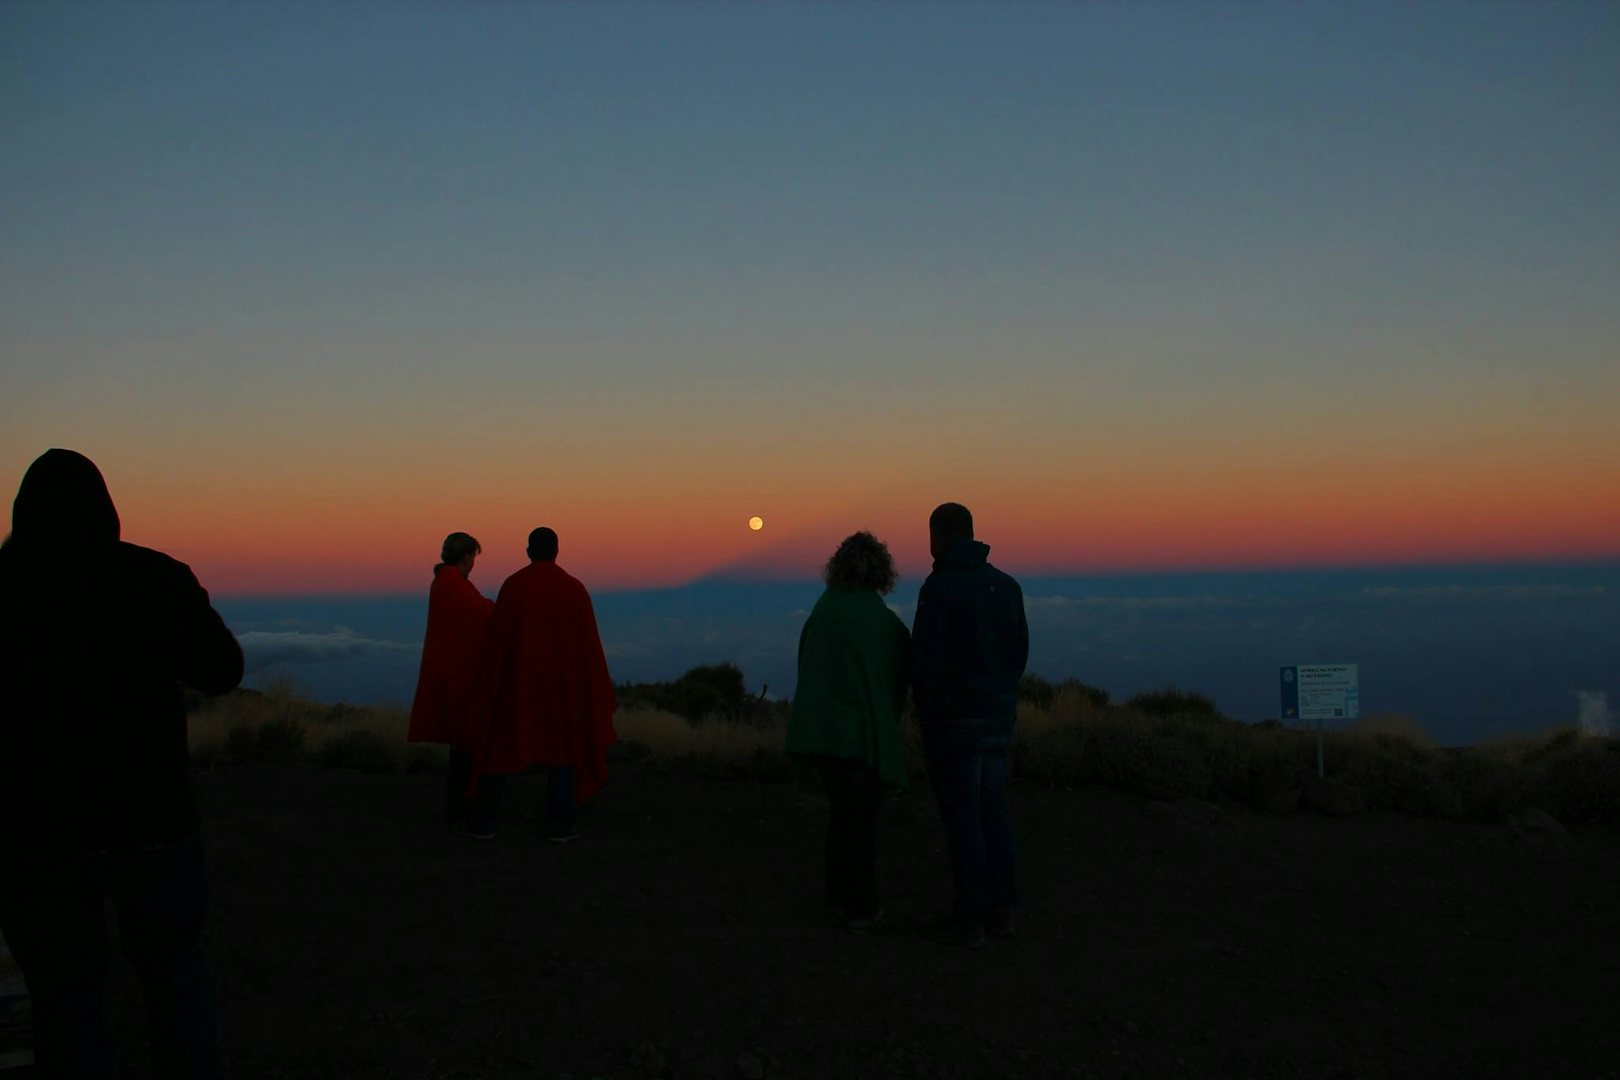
[0,837,220,1079]
[444,748,475,824]
[467,766,576,838]
[818,758,882,917]
[922,720,1017,931]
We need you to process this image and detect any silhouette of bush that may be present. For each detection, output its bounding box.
[1021,674,1110,710]
[1530,737,1620,824]
[181,673,1620,828]
[1124,686,1222,719]
[222,718,307,765]
[618,662,754,723]
[318,729,401,773]
[191,739,223,769]
[1018,675,1056,709]
[404,744,446,774]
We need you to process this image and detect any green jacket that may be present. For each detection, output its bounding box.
[785,587,912,787]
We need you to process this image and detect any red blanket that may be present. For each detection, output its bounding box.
[407,564,495,750]
[478,561,617,801]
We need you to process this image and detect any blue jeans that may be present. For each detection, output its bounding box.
[0,837,220,1079]
[921,720,1017,931]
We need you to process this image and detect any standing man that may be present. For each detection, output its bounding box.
[912,502,1028,948]
[470,527,617,841]
[0,449,244,1076]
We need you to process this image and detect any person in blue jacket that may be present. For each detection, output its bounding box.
[911,502,1029,948]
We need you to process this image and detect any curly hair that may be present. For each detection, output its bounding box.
[439,531,481,566]
[823,530,899,595]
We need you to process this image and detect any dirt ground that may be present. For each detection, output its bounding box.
[90,761,1619,1080]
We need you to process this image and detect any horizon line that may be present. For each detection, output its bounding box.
[212,553,1620,603]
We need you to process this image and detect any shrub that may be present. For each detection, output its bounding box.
[1530,737,1620,824]
[318,729,401,773]
[1125,686,1221,719]
[617,662,754,723]
[404,744,446,774]
[222,717,307,765]
[1021,674,1111,711]
[1348,713,1434,749]
[1018,674,1056,710]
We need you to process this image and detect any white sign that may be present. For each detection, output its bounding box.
[1293,663,1359,721]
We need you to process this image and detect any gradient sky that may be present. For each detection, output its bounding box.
[4,2,1617,594]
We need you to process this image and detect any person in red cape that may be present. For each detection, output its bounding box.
[468,526,617,842]
[406,531,495,828]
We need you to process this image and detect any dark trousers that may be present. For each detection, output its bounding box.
[467,766,576,837]
[444,748,475,824]
[922,720,1017,931]
[0,837,220,1079]
[819,758,882,917]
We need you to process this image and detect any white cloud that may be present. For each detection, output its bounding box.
[1576,690,1612,737]
[1026,594,1248,611]
[1358,585,1605,599]
[239,628,418,671]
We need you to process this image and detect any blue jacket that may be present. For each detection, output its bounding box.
[911,539,1029,729]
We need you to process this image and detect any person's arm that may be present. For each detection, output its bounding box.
[910,578,947,717]
[171,562,244,696]
[1011,580,1029,678]
[890,610,912,719]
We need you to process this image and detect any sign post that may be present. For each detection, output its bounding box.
[1280,664,1359,778]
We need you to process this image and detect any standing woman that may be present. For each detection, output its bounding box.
[785,530,911,932]
[407,532,495,828]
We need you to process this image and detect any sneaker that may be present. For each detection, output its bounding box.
[546,829,580,843]
[843,908,885,934]
[987,908,1018,939]
[457,825,496,841]
[919,914,987,949]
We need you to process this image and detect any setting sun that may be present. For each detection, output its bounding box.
[749,516,764,531]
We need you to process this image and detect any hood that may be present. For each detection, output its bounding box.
[6,448,122,548]
[934,538,991,572]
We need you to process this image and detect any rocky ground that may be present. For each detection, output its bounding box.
[72,761,1620,1078]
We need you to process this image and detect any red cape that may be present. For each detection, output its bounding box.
[477,561,617,801]
[406,564,495,750]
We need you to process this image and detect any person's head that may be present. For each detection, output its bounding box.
[823,530,899,595]
[439,531,481,575]
[928,501,973,559]
[4,448,121,552]
[526,526,559,563]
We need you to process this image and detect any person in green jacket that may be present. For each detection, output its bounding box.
[785,530,911,932]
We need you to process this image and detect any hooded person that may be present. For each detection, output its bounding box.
[911,501,1029,949]
[466,527,617,842]
[784,530,911,933]
[407,531,496,827]
[0,449,243,1078]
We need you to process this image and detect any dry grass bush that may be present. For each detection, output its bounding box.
[615,706,792,781]
[190,681,411,769]
[188,681,1620,826]
[1348,712,1434,748]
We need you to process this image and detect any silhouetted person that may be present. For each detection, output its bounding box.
[406,532,495,828]
[469,527,617,841]
[912,502,1028,948]
[0,449,243,1077]
[785,531,911,932]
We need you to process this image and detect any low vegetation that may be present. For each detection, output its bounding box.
[188,669,1620,828]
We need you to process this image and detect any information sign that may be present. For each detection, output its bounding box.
[1280,664,1359,721]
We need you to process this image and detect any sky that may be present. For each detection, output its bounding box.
[3,1,1619,594]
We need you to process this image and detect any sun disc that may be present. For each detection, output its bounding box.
[748,516,764,531]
